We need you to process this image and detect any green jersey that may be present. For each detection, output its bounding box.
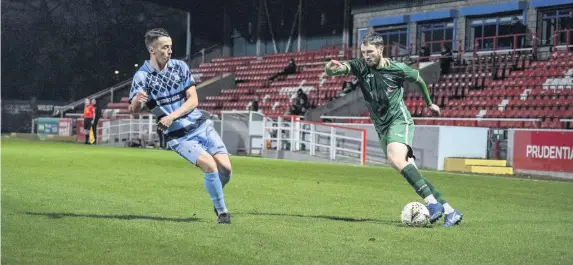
[342,58,421,133]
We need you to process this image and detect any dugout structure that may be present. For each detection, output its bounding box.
[220,111,266,155]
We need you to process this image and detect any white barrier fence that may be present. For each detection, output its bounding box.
[262,115,367,165]
[64,113,158,146]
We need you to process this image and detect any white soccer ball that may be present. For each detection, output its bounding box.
[400,202,431,227]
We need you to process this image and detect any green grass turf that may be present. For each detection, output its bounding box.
[2,138,573,265]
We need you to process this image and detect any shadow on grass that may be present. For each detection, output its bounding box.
[25,212,201,223]
[240,212,401,225]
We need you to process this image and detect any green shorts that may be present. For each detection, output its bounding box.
[379,119,415,155]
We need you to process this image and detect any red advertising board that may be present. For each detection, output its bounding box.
[58,118,73,136]
[513,130,573,173]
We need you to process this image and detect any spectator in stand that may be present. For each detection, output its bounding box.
[321,113,333,123]
[510,16,526,49]
[440,45,453,75]
[419,46,430,62]
[269,58,297,81]
[250,96,259,112]
[339,78,358,97]
[82,98,94,144]
[90,98,102,144]
[288,88,309,115]
[564,11,573,51]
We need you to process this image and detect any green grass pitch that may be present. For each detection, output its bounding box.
[2,138,573,265]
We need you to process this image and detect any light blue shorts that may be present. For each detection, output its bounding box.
[167,120,228,166]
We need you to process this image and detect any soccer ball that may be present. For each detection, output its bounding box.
[400,202,431,227]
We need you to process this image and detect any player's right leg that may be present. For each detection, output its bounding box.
[383,121,446,223]
[408,156,462,227]
[386,141,443,223]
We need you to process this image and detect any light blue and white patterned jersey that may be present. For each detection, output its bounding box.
[129,59,205,139]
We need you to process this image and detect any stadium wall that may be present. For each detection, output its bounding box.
[2,100,68,133]
[351,0,571,54]
[232,34,342,57]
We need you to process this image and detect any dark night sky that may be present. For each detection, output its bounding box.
[1,0,346,102]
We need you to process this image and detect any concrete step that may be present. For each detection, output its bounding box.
[468,165,514,175]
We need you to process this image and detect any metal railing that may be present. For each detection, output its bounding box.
[552,29,573,54]
[52,78,133,117]
[474,33,536,56]
[262,115,367,165]
[64,113,157,146]
[188,44,224,69]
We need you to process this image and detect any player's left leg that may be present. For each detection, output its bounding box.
[169,126,230,224]
[211,153,232,218]
[202,120,232,188]
[201,120,233,220]
[213,154,232,188]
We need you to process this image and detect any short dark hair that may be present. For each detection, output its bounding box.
[144,28,170,49]
[361,32,384,47]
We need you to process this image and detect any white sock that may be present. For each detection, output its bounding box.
[424,195,438,205]
[443,203,455,214]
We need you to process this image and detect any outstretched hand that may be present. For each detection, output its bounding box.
[326,60,344,71]
[429,104,441,116]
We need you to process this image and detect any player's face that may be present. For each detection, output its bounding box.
[361,43,383,68]
[151,36,172,64]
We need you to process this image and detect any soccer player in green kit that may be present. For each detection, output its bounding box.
[325,32,462,227]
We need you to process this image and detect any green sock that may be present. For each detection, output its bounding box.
[401,164,433,199]
[425,181,447,205]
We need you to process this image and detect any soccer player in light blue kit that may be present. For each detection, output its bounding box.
[129,28,232,224]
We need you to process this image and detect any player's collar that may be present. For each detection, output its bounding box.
[144,59,173,74]
[376,58,391,69]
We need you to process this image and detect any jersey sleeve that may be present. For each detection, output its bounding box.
[343,58,368,76]
[179,61,195,90]
[129,71,147,104]
[398,63,421,82]
[398,62,432,106]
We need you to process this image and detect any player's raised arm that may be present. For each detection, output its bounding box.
[324,60,350,76]
[158,62,198,129]
[400,63,440,115]
[128,72,148,114]
[167,85,198,120]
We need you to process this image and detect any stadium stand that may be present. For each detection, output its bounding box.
[85,2,573,131]
[101,46,572,129]
[103,48,356,117]
[341,48,572,129]
[408,51,572,129]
